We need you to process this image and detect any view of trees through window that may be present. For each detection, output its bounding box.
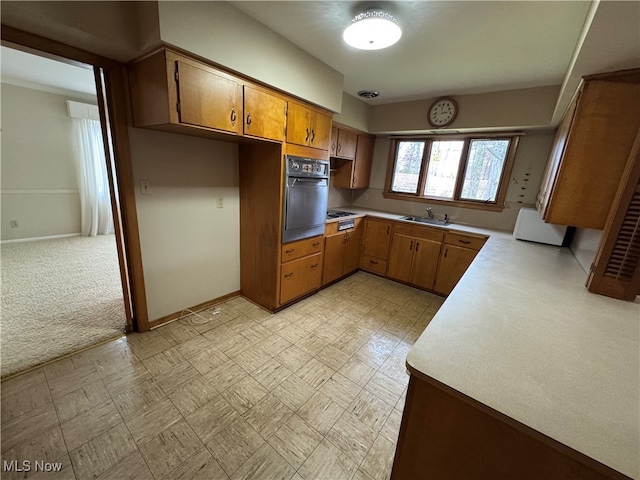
[388,136,516,207]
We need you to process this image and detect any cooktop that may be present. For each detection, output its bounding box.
[326,210,355,219]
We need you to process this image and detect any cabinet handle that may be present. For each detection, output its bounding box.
[409,241,414,251]
[415,242,420,252]
[386,226,390,235]
[311,129,315,142]
[337,143,342,153]
[444,248,448,258]
[305,128,310,142]
[459,240,472,245]
[230,108,237,125]
[284,273,294,279]
[312,242,320,247]
[353,175,357,186]
[370,260,379,265]
[311,264,319,269]
[285,249,295,254]
[246,113,252,126]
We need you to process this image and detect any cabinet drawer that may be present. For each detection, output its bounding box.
[444,232,487,251]
[361,255,387,275]
[281,236,323,262]
[280,253,323,305]
[393,223,445,242]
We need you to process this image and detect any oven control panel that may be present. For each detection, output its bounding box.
[286,155,329,178]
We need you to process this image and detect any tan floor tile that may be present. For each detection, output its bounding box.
[225,315,258,333]
[360,434,397,480]
[139,420,203,479]
[126,332,173,360]
[295,358,334,390]
[377,353,410,380]
[296,314,325,333]
[91,341,141,379]
[380,408,403,443]
[179,313,224,335]
[298,439,359,480]
[61,400,122,451]
[267,414,322,470]
[185,397,240,444]
[169,376,220,416]
[347,390,394,432]
[318,373,362,409]
[29,453,76,480]
[141,347,187,376]
[364,371,406,406]
[46,363,101,400]
[53,379,110,423]
[1,402,59,453]
[102,362,151,396]
[352,468,376,480]
[1,379,52,423]
[275,346,312,372]
[207,417,265,476]
[162,448,229,480]
[1,426,67,478]
[239,324,273,343]
[124,398,182,446]
[203,359,248,393]
[326,411,378,464]
[338,358,376,387]
[232,346,273,374]
[217,333,256,358]
[251,358,292,391]
[69,423,137,480]
[202,325,241,346]
[221,377,269,415]
[253,334,292,358]
[111,379,166,420]
[297,391,343,435]
[259,315,292,333]
[0,369,47,401]
[174,335,214,359]
[395,387,408,410]
[188,346,229,376]
[296,335,329,357]
[353,343,391,369]
[277,324,308,344]
[271,374,316,411]
[153,361,201,394]
[229,443,295,480]
[331,334,367,357]
[314,344,350,371]
[157,321,201,346]
[243,393,293,439]
[95,450,154,480]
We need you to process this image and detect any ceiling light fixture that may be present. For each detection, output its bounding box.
[343,9,402,51]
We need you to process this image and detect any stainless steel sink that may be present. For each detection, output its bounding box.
[401,215,450,226]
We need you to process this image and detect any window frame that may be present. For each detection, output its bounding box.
[384,133,520,212]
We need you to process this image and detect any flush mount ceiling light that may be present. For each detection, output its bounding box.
[343,9,402,50]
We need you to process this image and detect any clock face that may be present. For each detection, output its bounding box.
[428,97,458,127]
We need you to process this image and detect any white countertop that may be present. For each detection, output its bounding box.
[333,207,640,478]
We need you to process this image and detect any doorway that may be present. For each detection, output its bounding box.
[0,40,138,378]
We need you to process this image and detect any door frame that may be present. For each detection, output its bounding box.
[1,25,150,332]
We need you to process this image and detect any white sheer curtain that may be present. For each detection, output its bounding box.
[70,115,114,237]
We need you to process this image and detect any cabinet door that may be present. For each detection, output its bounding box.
[352,135,374,189]
[433,245,478,295]
[362,219,392,259]
[330,126,338,157]
[322,233,346,286]
[281,252,323,305]
[335,129,358,160]
[409,239,441,290]
[387,234,415,283]
[309,112,332,151]
[176,60,242,134]
[286,101,311,146]
[244,86,286,141]
[343,227,363,274]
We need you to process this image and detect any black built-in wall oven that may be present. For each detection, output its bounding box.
[282,155,329,243]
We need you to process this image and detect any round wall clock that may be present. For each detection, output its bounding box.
[428,97,458,128]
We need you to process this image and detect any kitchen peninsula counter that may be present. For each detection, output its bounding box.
[331,207,639,479]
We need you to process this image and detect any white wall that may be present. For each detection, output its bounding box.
[157,1,344,112]
[128,128,240,321]
[349,132,554,231]
[1,83,88,240]
[570,228,603,275]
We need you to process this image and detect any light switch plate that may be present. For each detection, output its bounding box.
[140,180,152,195]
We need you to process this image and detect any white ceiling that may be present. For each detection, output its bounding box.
[230,1,594,105]
[0,46,96,98]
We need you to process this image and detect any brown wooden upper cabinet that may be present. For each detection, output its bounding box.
[537,69,640,229]
[243,85,286,142]
[333,134,375,189]
[331,126,358,160]
[286,101,332,151]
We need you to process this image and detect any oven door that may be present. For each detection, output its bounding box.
[283,176,328,243]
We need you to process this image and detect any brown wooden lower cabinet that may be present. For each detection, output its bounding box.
[392,374,627,480]
[387,225,444,291]
[280,252,323,305]
[322,220,363,286]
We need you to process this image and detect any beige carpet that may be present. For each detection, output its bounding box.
[1,234,126,378]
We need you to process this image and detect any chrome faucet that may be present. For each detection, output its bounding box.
[443,213,449,224]
[425,207,434,219]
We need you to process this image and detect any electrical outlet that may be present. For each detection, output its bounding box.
[140,180,152,195]
[362,193,369,201]
[9,220,18,228]
[216,197,224,208]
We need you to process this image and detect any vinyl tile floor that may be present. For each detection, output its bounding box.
[1,272,444,480]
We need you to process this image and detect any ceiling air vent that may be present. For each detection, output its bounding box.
[357,90,380,99]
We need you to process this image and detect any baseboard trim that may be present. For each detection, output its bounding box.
[1,233,81,244]
[149,290,241,330]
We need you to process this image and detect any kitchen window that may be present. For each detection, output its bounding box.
[385,135,519,211]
